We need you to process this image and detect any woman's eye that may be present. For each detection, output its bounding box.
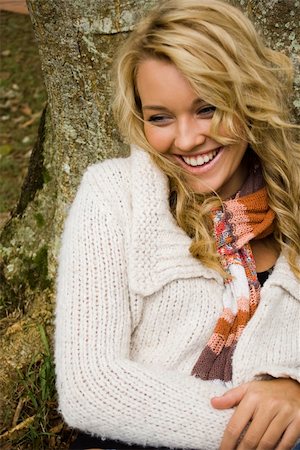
[197,105,216,117]
[147,115,171,124]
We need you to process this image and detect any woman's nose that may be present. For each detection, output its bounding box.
[174,118,207,153]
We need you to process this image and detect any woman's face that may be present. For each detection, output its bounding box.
[136,58,248,199]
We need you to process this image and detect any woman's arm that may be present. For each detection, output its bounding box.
[212,378,300,449]
[55,168,232,450]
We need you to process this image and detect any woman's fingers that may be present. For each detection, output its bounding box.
[236,406,279,450]
[219,398,256,450]
[221,403,298,450]
[244,384,300,450]
[277,416,300,450]
[237,405,295,450]
[211,383,249,409]
[214,379,300,450]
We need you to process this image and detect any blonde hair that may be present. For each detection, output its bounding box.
[112,0,300,277]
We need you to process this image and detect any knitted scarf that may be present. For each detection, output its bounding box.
[191,184,275,382]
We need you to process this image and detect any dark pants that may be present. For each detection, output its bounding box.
[69,432,173,450]
[70,431,300,450]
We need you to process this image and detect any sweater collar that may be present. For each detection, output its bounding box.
[266,254,300,300]
[128,146,222,296]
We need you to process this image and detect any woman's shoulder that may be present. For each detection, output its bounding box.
[61,155,135,240]
[74,153,136,210]
[83,153,132,189]
[80,147,155,195]
[271,253,300,297]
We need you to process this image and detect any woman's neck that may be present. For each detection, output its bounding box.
[251,235,280,272]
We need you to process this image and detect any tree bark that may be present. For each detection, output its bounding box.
[0,0,299,428]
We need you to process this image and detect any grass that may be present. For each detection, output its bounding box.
[0,325,74,449]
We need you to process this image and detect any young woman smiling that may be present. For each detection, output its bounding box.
[55,1,300,449]
[137,58,249,200]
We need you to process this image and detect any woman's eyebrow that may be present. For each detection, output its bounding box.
[193,98,207,106]
[142,105,169,111]
[142,98,207,111]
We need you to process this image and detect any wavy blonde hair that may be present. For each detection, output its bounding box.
[112,0,300,277]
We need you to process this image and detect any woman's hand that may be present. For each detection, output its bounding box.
[211,378,300,450]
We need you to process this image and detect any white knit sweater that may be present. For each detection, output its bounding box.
[55,147,300,449]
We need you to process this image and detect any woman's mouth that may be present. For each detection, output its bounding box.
[170,147,225,175]
[180,148,220,167]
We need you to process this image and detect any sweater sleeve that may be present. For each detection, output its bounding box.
[55,168,233,450]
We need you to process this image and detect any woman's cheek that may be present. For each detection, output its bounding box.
[145,127,170,154]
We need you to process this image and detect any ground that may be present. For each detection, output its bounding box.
[0,8,46,228]
[0,9,77,450]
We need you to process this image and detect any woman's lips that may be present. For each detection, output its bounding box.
[181,148,219,166]
[172,146,225,174]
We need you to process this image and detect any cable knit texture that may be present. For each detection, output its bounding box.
[55,146,300,450]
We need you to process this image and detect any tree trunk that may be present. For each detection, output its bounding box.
[0,0,299,432]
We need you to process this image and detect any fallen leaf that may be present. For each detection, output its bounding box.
[0,416,35,441]
[22,136,30,144]
[20,103,32,116]
[1,50,11,57]
[50,422,64,434]
[20,111,41,128]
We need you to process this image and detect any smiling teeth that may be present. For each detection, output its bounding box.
[182,150,218,167]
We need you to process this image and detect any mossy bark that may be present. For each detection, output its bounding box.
[0,0,299,430]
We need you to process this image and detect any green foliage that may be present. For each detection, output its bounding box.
[18,326,55,441]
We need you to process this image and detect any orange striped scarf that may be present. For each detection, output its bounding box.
[191,186,275,381]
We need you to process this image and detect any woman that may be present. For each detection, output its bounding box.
[55,1,300,449]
